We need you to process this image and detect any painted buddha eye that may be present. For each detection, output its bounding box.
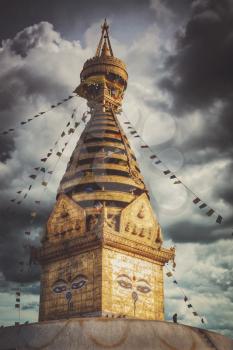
[52,280,67,294]
[71,275,88,290]
[117,280,132,289]
[136,280,151,294]
[117,274,132,289]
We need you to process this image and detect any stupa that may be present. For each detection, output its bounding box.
[0,20,232,350]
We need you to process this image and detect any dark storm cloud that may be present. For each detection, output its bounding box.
[0,0,152,44]
[160,0,233,115]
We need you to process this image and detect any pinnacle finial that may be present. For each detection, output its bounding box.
[95,19,114,57]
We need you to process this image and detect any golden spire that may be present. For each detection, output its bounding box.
[95,19,114,57]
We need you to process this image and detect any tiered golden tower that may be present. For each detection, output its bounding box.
[34,20,175,322]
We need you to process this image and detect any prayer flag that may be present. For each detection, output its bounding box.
[34,167,40,171]
[184,296,188,302]
[25,232,31,235]
[33,115,39,118]
[174,181,182,184]
[150,155,157,159]
[27,119,32,122]
[75,122,80,128]
[216,215,223,224]
[47,153,52,157]
[193,197,200,204]
[134,135,140,138]
[164,170,171,175]
[199,203,207,209]
[56,152,62,157]
[17,201,21,205]
[68,128,75,134]
[29,175,37,180]
[16,298,20,302]
[66,122,70,127]
[187,304,192,308]
[42,181,48,187]
[24,194,27,198]
[11,199,16,202]
[48,171,53,174]
[173,280,178,284]
[166,272,173,277]
[28,185,32,190]
[130,131,137,135]
[141,145,149,148]
[35,201,40,204]
[193,312,198,316]
[155,160,161,164]
[16,292,20,296]
[124,122,130,124]
[201,318,205,324]
[51,105,56,108]
[15,304,20,308]
[206,209,214,216]
[40,158,47,162]
[40,112,45,115]
[40,167,46,173]
[61,131,66,137]
[17,191,22,194]
[9,129,14,131]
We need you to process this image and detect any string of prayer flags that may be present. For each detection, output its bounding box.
[0,93,76,136]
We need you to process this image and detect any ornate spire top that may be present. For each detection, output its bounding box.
[95,19,114,57]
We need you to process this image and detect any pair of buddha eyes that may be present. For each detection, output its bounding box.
[117,275,151,294]
[52,275,87,294]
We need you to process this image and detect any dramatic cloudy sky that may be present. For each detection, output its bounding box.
[0,0,232,337]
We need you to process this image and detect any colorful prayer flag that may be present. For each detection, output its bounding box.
[199,203,207,209]
[206,209,214,216]
[193,197,200,204]
[216,215,223,224]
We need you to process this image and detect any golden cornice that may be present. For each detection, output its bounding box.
[59,175,145,191]
[72,191,135,203]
